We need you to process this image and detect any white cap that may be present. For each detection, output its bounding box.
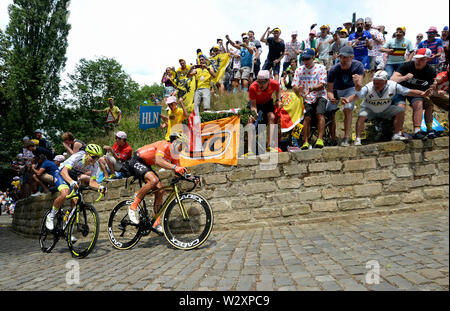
[291,30,298,35]
[373,70,388,81]
[257,70,270,80]
[54,155,66,162]
[413,48,432,59]
[166,96,177,104]
[115,131,127,139]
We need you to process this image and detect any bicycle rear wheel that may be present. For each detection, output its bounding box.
[107,200,142,250]
[67,204,99,258]
[39,209,59,253]
[163,192,213,250]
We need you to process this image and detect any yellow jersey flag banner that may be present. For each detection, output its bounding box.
[275,91,304,133]
[209,53,231,84]
[180,115,240,167]
[172,68,195,114]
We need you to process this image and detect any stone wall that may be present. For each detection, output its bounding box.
[12,137,449,239]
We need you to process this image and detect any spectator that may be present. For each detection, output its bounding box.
[348,18,373,70]
[342,70,432,145]
[260,27,286,82]
[24,139,55,161]
[34,129,53,151]
[415,33,424,49]
[161,67,176,102]
[283,31,302,72]
[339,28,349,39]
[292,48,328,150]
[92,97,122,128]
[248,30,262,80]
[329,29,348,65]
[160,96,188,141]
[281,58,298,90]
[380,27,414,78]
[364,17,385,71]
[317,25,333,70]
[225,34,254,93]
[430,68,449,117]
[299,29,318,64]
[150,93,161,105]
[326,45,364,146]
[343,20,354,35]
[247,69,282,154]
[438,26,449,72]
[416,26,444,71]
[31,154,62,195]
[173,59,192,80]
[62,132,86,155]
[188,54,216,112]
[99,131,133,180]
[391,48,436,139]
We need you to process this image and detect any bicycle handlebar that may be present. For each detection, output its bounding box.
[66,186,105,202]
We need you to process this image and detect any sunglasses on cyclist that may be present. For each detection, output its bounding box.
[89,155,100,160]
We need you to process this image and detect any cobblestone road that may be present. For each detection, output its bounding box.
[0,208,448,291]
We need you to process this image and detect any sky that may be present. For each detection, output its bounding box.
[0,0,449,87]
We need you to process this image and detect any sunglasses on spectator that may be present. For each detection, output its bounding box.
[427,32,437,35]
[417,36,423,39]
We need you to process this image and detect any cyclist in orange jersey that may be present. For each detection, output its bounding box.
[119,132,188,233]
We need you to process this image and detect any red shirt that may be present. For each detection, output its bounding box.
[136,140,179,166]
[112,142,132,161]
[249,79,280,104]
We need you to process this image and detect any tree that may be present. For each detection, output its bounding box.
[63,56,140,135]
[4,0,71,139]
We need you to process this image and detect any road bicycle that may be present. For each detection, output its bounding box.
[39,186,103,258]
[107,173,213,251]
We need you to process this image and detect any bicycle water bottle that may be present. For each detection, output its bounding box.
[63,210,70,225]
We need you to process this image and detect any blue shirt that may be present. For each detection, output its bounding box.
[418,38,444,65]
[40,160,59,177]
[348,31,373,57]
[240,47,253,68]
[328,60,364,90]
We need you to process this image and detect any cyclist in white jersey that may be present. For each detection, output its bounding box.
[46,144,106,230]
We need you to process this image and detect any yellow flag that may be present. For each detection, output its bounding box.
[209,53,231,84]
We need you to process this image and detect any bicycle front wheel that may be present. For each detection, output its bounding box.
[67,204,99,258]
[163,192,213,250]
[39,209,59,253]
[107,200,142,250]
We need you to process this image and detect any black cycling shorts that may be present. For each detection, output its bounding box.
[120,156,159,182]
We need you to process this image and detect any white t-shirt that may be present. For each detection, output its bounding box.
[357,80,410,113]
[292,64,328,104]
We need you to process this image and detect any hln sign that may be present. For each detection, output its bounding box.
[139,105,161,129]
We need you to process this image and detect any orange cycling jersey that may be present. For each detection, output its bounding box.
[135,140,180,167]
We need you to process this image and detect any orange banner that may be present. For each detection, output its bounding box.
[180,115,240,167]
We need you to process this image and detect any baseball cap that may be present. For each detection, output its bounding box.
[309,29,316,35]
[373,70,388,81]
[54,155,66,162]
[413,48,432,59]
[23,136,29,141]
[343,20,352,25]
[443,26,449,31]
[272,27,281,33]
[339,45,354,57]
[166,96,177,105]
[320,24,328,29]
[34,129,43,134]
[291,30,298,35]
[426,26,438,33]
[396,26,406,33]
[302,48,316,59]
[257,70,270,80]
[115,131,127,139]
[365,17,372,24]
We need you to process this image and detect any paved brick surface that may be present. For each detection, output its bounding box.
[0,209,448,291]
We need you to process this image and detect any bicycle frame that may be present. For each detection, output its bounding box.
[139,181,190,225]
